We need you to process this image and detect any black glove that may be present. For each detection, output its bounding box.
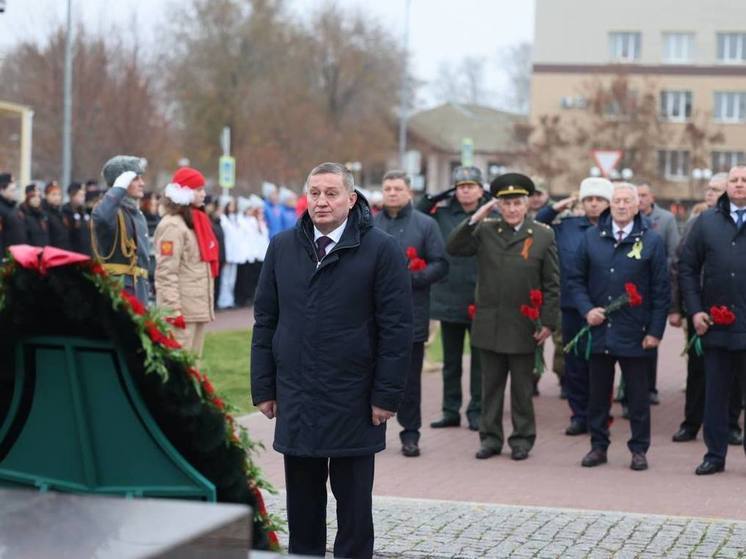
[427,187,456,204]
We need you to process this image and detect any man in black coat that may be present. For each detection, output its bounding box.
[20,184,50,247]
[373,170,448,457]
[0,173,27,256]
[679,165,746,475]
[42,181,71,250]
[62,182,92,256]
[251,162,413,559]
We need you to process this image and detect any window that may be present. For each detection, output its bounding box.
[714,92,746,122]
[658,150,690,180]
[717,33,746,63]
[663,33,694,63]
[660,90,692,121]
[711,151,746,172]
[609,32,641,62]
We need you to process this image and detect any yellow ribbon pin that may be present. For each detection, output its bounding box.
[627,239,643,260]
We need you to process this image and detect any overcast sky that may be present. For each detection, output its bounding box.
[0,0,534,107]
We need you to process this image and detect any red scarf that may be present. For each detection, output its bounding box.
[191,208,219,278]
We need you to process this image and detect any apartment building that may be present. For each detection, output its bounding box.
[531,0,746,200]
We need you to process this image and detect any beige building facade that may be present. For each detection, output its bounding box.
[531,0,746,201]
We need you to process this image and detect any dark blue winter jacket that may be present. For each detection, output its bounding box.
[679,194,746,351]
[251,194,413,457]
[568,211,670,357]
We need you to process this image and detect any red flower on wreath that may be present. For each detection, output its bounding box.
[121,290,146,316]
[467,304,476,320]
[520,304,540,321]
[166,315,187,329]
[529,289,543,308]
[145,320,181,349]
[187,367,203,382]
[213,397,225,410]
[624,283,643,307]
[89,262,107,276]
[202,377,216,396]
[710,305,736,326]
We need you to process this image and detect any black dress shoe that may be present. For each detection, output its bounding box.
[430,416,460,429]
[475,447,499,460]
[695,460,724,475]
[581,448,607,467]
[728,430,743,446]
[630,452,648,471]
[672,428,697,442]
[401,443,420,457]
[649,392,660,405]
[565,420,588,436]
[467,416,480,431]
[511,448,529,461]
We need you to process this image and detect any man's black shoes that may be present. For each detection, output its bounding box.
[565,420,588,436]
[430,416,460,429]
[401,443,420,457]
[728,430,743,446]
[630,452,648,471]
[467,416,480,431]
[475,447,499,460]
[511,448,529,461]
[695,461,724,475]
[672,428,697,442]
[581,448,607,467]
[649,392,660,405]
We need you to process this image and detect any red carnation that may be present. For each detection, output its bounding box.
[166,315,187,329]
[529,289,543,308]
[406,246,418,260]
[202,378,216,396]
[520,304,540,321]
[624,283,643,307]
[467,304,476,320]
[121,290,146,316]
[89,262,107,276]
[710,305,736,326]
[145,320,182,349]
[213,397,225,410]
[187,367,203,382]
[409,257,427,272]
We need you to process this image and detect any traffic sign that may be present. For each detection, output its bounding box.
[219,156,235,189]
[461,138,474,167]
[591,150,623,178]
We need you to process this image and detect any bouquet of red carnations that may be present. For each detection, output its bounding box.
[682,305,736,357]
[520,289,546,376]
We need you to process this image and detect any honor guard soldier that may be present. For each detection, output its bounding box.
[448,173,559,461]
[92,155,151,304]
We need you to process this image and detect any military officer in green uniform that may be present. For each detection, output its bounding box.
[448,173,559,461]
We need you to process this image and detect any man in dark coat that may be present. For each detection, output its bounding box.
[62,182,92,256]
[373,170,448,457]
[535,177,613,436]
[20,184,49,247]
[92,156,151,304]
[448,173,559,462]
[569,182,670,471]
[42,181,71,250]
[669,173,743,445]
[417,166,491,431]
[679,165,746,475]
[251,162,413,558]
[0,173,27,256]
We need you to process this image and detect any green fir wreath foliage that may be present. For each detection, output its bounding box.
[0,256,281,550]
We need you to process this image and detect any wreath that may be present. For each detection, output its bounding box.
[0,246,280,550]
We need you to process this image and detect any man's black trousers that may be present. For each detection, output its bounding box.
[284,454,375,558]
[702,349,746,466]
[680,317,743,435]
[398,341,425,444]
[588,354,650,454]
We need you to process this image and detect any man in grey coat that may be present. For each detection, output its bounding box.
[92,155,151,304]
[373,170,448,457]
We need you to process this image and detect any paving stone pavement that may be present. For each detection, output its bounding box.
[265,492,746,558]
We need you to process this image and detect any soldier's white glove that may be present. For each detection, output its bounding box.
[113,171,137,189]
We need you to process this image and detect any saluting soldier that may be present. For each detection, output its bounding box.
[448,173,559,461]
[92,155,151,304]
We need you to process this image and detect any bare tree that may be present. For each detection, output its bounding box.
[498,42,532,114]
[431,56,488,106]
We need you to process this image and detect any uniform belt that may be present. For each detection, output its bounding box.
[102,263,148,279]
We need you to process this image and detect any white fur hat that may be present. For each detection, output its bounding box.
[579,177,613,202]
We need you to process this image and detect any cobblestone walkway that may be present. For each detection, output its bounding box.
[265,492,746,558]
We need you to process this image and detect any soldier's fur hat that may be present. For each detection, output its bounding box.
[101,155,147,187]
